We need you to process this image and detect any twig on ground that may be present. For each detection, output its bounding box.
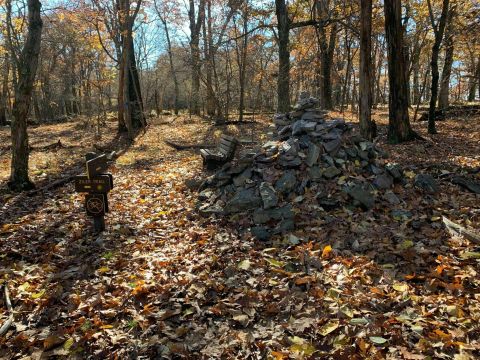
[0,282,14,336]
[27,172,81,197]
[164,140,214,150]
[442,216,480,244]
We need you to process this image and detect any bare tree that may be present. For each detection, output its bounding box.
[154,0,180,115]
[275,0,290,112]
[9,0,43,191]
[359,0,376,140]
[426,0,450,134]
[188,0,206,115]
[438,6,456,111]
[383,0,415,143]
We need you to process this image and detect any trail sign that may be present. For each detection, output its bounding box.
[87,154,108,178]
[75,175,112,193]
[85,193,106,216]
[74,153,114,232]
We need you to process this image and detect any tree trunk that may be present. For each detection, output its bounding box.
[118,0,145,138]
[0,61,8,126]
[438,8,455,111]
[189,0,206,116]
[202,0,216,118]
[427,0,449,134]
[275,0,290,112]
[9,0,43,191]
[384,0,415,143]
[316,1,337,110]
[468,58,480,102]
[236,3,249,122]
[359,0,376,140]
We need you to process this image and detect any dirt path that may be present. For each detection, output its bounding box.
[1,114,479,358]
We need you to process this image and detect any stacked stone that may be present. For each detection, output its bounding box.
[197,93,404,241]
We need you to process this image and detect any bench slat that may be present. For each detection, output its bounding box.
[219,138,235,147]
[220,134,235,142]
[200,134,237,168]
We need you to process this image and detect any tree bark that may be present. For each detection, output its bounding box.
[468,58,480,102]
[359,0,376,140]
[275,0,290,112]
[438,7,455,111]
[427,0,449,134]
[189,0,206,116]
[0,61,8,126]
[9,0,43,191]
[384,0,415,143]
[235,3,249,122]
[316,1,337,110]
[118,0,145,139]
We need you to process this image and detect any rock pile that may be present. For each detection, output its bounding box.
[197,92,405,241]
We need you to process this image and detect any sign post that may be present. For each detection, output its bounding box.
[74,153,113,232]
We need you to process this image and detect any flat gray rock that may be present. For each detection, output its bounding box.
[260,182,278,209]
[373,173,393,189]
[323,138,342,154]
[275,170,297,193]
[414,174,439,194]
[383,191,400,205]
[305,143,321,167]
[251,226,271,241]
[224,188,262,213]
[386,163,403,180]
[323,166,342,179]
[344,185,375,209]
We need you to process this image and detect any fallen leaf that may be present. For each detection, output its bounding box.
[322,245,332,258]
[319,320,339,336]
[369,336,388,345]
[238,260,251,270]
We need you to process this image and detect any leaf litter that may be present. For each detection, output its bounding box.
[0,113,479,358]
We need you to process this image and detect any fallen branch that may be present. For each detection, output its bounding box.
[27,172,80,197]
[213,120,257,126]
[35,139,63,151]
[442,216,480,244]
[164,140,214,150]
[0,282,14,336]
[452,176,480,194]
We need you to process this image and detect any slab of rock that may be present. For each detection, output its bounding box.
[273,218,295,234]
[383,191,400,205]
[414,174,439,194]
[251,226,271,241]
[260,182,278,209]
[278,155,302,168]
[305,143,321,167]
[308,166,322,181]
[323,166,342,179]
[275,170,297,193]
[253,205,294,224]
[224,188,262,214]
[391,209,413,221]
[373,173,393,189]
[323,138,342,154]
[452,176,480,194]
[345,185,375,209]
[386,163,403,180]
[292,120,317,135]
[233,168,252,187]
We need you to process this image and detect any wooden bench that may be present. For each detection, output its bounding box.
[200,134,238,170]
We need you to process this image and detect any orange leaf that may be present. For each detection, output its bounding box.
[431,329,452,341]
[436,265,445,275]
[322,245,332,258]
[404,273,416,280]
[271,351,286,360]
[295,276,314,285]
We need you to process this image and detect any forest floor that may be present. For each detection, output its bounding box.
[0,110,479,359]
